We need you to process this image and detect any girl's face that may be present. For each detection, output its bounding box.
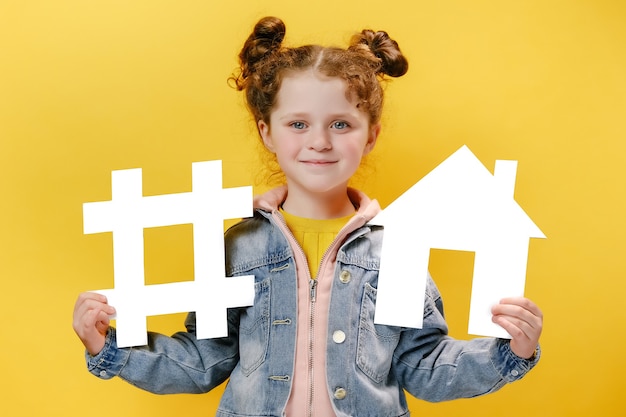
[258,70,380,205]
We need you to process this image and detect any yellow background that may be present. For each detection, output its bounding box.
[1,1,625,416]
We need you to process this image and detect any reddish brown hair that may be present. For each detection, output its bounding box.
[231,16,409,127]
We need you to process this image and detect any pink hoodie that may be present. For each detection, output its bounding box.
[253,186,382,417]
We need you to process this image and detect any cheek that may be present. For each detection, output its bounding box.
[344,136,372,155]
[273,139,299,160]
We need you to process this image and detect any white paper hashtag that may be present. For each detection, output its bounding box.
[83,161,255,347]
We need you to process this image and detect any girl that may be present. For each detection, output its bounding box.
[73,16,542,417]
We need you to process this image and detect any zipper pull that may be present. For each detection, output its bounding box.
[310,279,317,303]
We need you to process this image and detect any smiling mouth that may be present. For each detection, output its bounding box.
[301,160,337,165]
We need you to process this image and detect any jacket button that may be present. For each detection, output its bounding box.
[339,270,351,283]
[334,387,347,400]
[332,330,346,344]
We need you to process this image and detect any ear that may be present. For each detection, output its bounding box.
[258,120,275,152]
[363,123,381,155]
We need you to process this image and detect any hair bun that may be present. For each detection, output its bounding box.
[239,16,286,77]
[352,29,408,77]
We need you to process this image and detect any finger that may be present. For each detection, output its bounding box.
[73,299,115,336]
[493,316,540,359]
[492,304,539,325]
[74,294,115,318]
[75,309,107,340]
[498,297,543,318]
[493,311,542,341]
[94,313,111,334]
[74,292,106,317]
[493,311,542,355]
[492,301,543,329]
[493,314,537,341]
[77,291,109,306]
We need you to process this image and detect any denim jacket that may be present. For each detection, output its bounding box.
[86,188,539,417]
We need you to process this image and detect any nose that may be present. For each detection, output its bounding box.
[307,128,332,151]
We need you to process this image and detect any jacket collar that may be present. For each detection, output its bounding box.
[253,186,382,224]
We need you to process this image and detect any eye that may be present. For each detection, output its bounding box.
[290,121,307,130]
[331,121,349,130]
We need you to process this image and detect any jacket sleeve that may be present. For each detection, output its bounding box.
[392,276,540,402]
[85,308,240,394]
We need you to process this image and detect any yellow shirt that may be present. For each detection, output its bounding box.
[280,209,352,278]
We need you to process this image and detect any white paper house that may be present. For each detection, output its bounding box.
[373,145,545,338]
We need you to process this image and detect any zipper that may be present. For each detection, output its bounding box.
[309,279,318,302]
[271,209,367,417]
[308,279,317,417]
[306,223,355,417]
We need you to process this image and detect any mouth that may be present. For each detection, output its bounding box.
[300,160,337,165]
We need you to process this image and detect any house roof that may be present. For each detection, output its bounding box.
[373,145,545,249]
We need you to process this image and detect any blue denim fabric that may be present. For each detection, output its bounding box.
[86,209,539,417]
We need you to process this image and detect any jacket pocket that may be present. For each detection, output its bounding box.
[356,282,401,383]
[239,277,270,376]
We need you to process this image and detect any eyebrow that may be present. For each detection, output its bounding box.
[277,112,309,120]
[277,112,357,121]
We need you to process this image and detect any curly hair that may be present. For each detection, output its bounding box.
[231,16,408,127]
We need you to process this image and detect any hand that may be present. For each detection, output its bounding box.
[491,297,543,359]
[72,292,116,356]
